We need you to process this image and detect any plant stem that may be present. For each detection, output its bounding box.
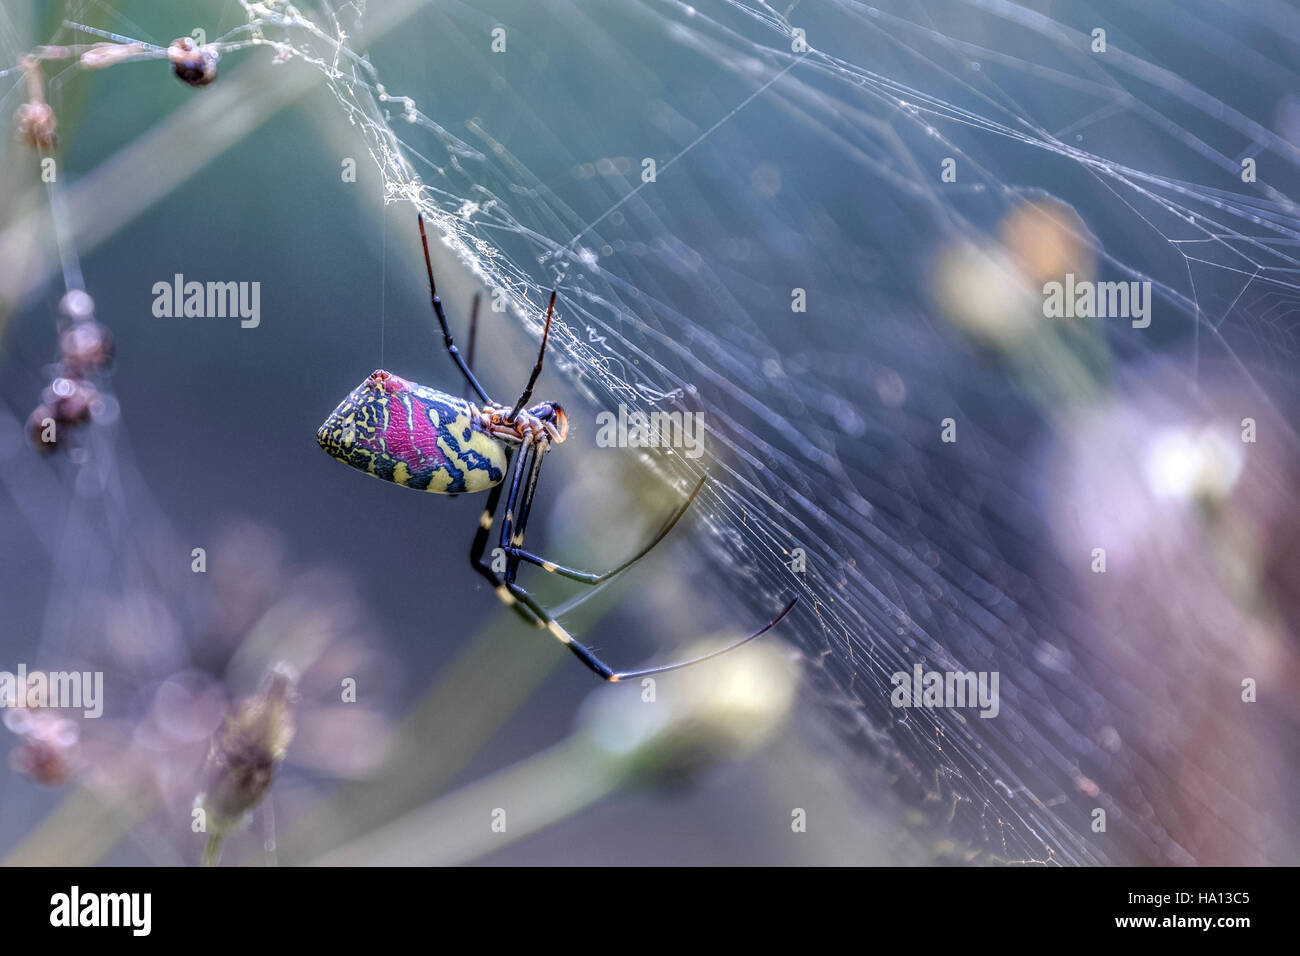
[310,737,625,866]
[201,833,224,868]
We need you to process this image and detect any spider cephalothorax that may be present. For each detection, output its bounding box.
[478,401,568,446]
[316,214,795,682]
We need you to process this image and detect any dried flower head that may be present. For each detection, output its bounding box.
[59,289,95,322]
[198,663,297,834]
[168,37,219,88]
[79,42,148,71]
[999,198,1094,287]
[43,377,100,426]
[27,380,101,452]
[5,709,80,786]
[15,54,56,150]
[15,101,56,151]
[60,322,115,377]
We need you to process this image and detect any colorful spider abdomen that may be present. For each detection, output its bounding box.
[317,369,507,494]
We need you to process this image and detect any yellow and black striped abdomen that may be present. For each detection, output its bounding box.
[317,369,507,494]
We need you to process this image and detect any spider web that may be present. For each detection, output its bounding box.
[217,0,1300,866]
[6,0,1300,865]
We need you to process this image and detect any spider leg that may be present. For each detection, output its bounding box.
[463,292,481,401]
[505,573,797,682]
[468,447,538,627]
[500,442,546,597]
[506,291,556,422]
[496,445,796,681]
[418,214,492,405]
[510,442,544,551]
[498,433,538,558]
[502,475,708,585]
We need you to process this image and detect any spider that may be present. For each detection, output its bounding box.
[316,214,797,682]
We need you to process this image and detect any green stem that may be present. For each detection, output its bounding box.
[201,833,224,868]
[310,736,626,866]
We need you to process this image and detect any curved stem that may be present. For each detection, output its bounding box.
[201,833,224,867]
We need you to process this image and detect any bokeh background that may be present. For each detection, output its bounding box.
[0,0,1297,865]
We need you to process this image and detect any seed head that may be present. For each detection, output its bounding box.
[15,101,56,151]
[168,37,219,88]
[198,663,298,834]
[60,321,115,377]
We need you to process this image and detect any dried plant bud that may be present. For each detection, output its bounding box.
[15,54,56,150]
[58,289,95,322]
[9,739,75,785]
[999,199,1094,287]
[168,37,219,88]
[60,322,115,377]
[27,380,101,453]
[42,378,99,427]
[199,663,297,833]
[15,101,56,151]
[5,710,79,786]
[79,42,148,70]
